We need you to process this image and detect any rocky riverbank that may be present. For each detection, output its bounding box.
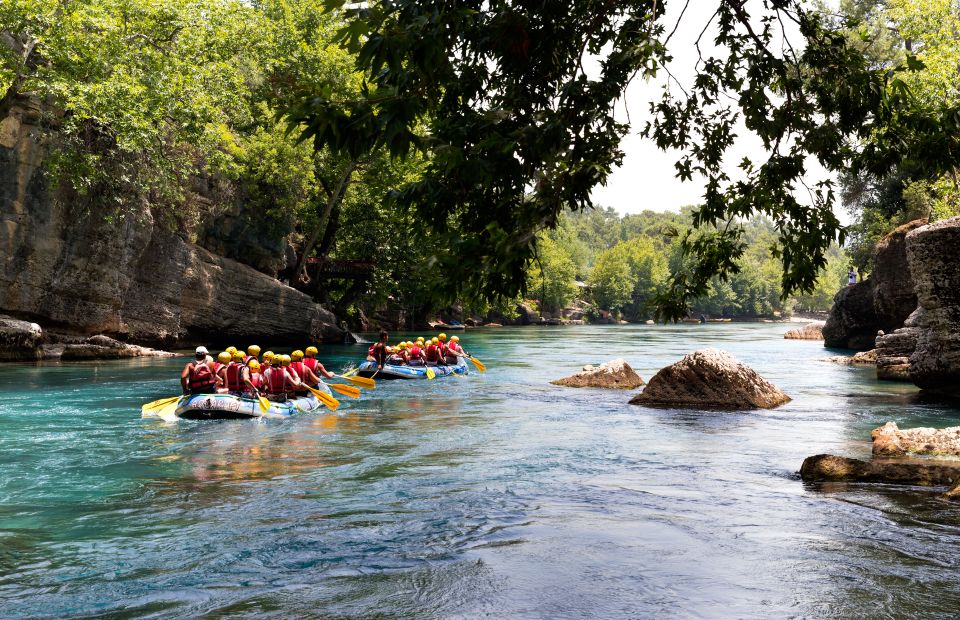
[0,96,345,359]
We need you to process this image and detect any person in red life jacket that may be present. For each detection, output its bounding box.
[437,333,452,363]
[214,351,231,376]
[263,354,303,401]
[224,351,258,396]
[181,346,218,395]
[425,337,446,365]
[303,346,336,379]
[407,340,426,366]
[370,331,390,369]
[248,359,264,394]
[289,350,322,394]
[244,344,261,365]
[445,334,466,364]
[386,341,407,365]
[261,351,275,373]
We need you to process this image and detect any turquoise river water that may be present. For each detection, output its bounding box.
[2,324,960,618]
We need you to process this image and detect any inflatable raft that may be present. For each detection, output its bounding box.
[355,359,468,380]
[173,385,331,420]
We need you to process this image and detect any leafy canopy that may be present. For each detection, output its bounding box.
[294,0,960,320]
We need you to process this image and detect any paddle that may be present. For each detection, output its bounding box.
[426,365,436,380]
[328,382,361,399]
[336,374,375,389]
[305,384,340,411]
[468,356,486,373]
[257,394,271,414]
[142,396,181,414]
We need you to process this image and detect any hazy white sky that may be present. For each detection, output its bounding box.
[590,3,843,222]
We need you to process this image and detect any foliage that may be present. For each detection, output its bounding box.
[527,236,578,314]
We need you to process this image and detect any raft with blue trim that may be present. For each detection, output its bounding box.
[173,385,331,420]
[356,359,468,380]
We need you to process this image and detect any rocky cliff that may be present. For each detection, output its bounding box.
[0,97,343,351]
[823,219,924,350]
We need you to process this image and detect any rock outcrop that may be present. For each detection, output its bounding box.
[823,280,879,350]
[629,348,790,409]
[873,308,924,381]
[551,359,645,389]
[822,220,925,351]
[0,316,42,361]
[800,454,960,488]
[784,321,824,340]
[904,216,960,396]
[871,421,960,458]
[824,349,878,366]
[0,97,344,349]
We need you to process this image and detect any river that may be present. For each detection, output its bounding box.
[2,324,960,618]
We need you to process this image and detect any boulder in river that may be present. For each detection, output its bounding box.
[629,348,790,409]
[800,454,960,488]
[871,421,960,458]
[822,280,879,350]
[824,349,878,366]
[784,322,824,340]
[551,359,645,389]
[0,315,42,361]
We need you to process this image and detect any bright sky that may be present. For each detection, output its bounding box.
[590,3,844,223]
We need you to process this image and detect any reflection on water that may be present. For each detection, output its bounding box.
[2,323,960,617]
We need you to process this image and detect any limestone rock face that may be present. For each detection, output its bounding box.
[784,322,824,340]
[629,348,790,409]
[823,280,879,350]
[905,216,960,396]
[871,421,960,458]
[551,359,645,389]
[872,219,925,332]
[0,98,344,347]
[800,454,960,488]
[0,316,42,361]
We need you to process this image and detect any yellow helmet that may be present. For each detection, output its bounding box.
[451,335,460,342]
[291,349,304,360]
[217,351,231,363]
[248,360,261,371]
[247,345,261,356]
[226,346,237,354]
[431,337,439,344]
[417,336,425,343]
[263,351,275,362]
[280,355,292,366]
[232,351,244,362]
[439,333,447,341]
[398,342,407,349]
[306,346,318,356]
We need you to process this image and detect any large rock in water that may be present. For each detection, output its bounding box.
[871,421,960,458]
[905,216,960,396]
[629,348,790,409]
[0,97,344,347]
[784,321,824,340]
[800,454,960,488]
[822,280,879,350]
[0,315,42,361]
[551,359,645,389]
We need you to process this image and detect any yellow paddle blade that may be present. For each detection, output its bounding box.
[426,366,436,380]
[258,396,271,414]
[343,368,359,378]
[307,385,340,411]
[469,357,486,373]
[329,383,361,399]
[153,401,181,420]
[339,374,375,389]
[142,396,181,413]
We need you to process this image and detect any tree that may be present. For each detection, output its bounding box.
[589,246,634,312]
[527,236,578,314]
[292,0,960,320]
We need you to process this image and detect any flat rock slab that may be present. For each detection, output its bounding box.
[784,322,824,340]
[0,316,43,361]
[551,358,644,389]
[824,349,878,366]
[872,421,960,457]
[629,348,789,409]
[800,454,960,489]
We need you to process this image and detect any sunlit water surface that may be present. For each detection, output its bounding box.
[2,324,960,618]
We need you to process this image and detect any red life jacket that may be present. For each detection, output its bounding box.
[265,367,289,395]
[290,360,306,380]
[425,344,441,362]
[249,373,262,390]
[189,362,217,391]
[304,357,318,372]
[213,362,224,375]
[367,345,376,357]
[243,354,255,365]
[409,345,422,357]
[448,342,462,354]
[225,362,245,392]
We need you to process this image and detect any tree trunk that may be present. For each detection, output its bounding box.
[294,160,357,282]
